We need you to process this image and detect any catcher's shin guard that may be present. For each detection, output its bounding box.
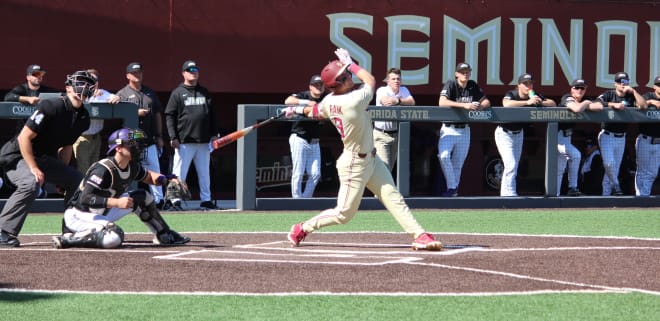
[136,202,171,235]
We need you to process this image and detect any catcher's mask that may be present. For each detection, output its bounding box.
[64,70,98,101]
[106,128,149,161]
[320,60,350,90]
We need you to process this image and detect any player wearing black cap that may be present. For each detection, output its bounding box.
[0,70,97,247]
[557,79,602,196]
[283,74,326,198]
[593,72,647,196]
[635,75,660,196]
[165,60,219,210]
[116,62,166,208]
[3,64,58,105]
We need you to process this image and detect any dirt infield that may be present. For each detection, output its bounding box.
[1,232,658,295]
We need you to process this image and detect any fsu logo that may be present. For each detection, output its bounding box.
[485,157,503,190]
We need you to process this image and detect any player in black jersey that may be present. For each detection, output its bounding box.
[52,128,190,249]
[0,70,96,247]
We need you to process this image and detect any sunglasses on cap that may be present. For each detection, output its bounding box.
[617,79,629,85]
[572,86,585,90]
[185,67,199,73]
[30,72,45,77]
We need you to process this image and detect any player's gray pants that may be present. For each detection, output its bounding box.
[495,126,523,196]
[598,130,625,195]
[634,134,660,196]
[0,157,82,235]
[172,143,211,202]
[289,134,321,198]
[141,144,163,202]
[438,124,470,190]
[557,131,581,195]
[373,129,398,172]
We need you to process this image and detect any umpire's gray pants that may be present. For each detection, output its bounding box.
[0,157,82,236]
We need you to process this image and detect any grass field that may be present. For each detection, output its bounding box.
[2,208,659,321]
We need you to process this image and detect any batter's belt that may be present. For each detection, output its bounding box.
[357,148,377,158]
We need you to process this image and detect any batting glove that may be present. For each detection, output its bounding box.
[284,106,305,119]
[334,48,353,66]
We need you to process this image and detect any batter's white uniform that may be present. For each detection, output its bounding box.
[301,83,425,237]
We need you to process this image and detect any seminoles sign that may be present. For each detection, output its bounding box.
[328,13,660,91]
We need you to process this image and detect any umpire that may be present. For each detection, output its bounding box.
[0,70,97,247]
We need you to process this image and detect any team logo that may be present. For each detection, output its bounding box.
[645,110,660,119]
[485,157,503,190]
[89,174,103,185]
[11,105,36,116]
[468,110,492,120]
[90,106,100,117]
[607,110,616,119]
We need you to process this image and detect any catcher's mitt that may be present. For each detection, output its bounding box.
[165,179,191,201]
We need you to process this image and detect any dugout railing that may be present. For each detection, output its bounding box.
[236,104,660,210]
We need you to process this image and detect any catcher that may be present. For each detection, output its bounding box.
[52,128,190,249]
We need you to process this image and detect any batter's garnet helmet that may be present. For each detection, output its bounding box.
[64,70,98,100]
[107,128,149,160]
[321,60,349,89]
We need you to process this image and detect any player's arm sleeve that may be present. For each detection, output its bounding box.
[79,168,112,209]
[3,86,24,102]
[164,91,179,139]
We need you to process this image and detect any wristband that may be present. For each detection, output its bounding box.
[348,63,362,74]
[156,175,168,186]
[298,99,310,106]
[294,106,305,115]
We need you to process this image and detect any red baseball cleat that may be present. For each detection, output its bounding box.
[412,233,442,251]
[288,223,308,246]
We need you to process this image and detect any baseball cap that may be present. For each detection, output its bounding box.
[309,74,323,85]
[182,60,199,72]
[614,72,629,83]
[455,63,471,72]
[126,62,142,73]
[518,73,533,84]
[27,64,45,75]
[654,76,660,86]
[571,79,587,87]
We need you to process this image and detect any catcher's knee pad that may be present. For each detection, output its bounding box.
[128,189,154,210]
[100,223,125,249]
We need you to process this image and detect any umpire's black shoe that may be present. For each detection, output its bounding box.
[0,230,20,247]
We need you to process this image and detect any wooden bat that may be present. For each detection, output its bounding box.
[211,114,281,150]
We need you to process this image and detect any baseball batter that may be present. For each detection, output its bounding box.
[284,48,442,251]
[594,72,647,195]
[636,75,660,196]
[52,128,190,249]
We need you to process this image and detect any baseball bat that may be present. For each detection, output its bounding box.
[211,113,283,150]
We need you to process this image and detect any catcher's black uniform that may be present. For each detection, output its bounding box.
[68,157,147,215]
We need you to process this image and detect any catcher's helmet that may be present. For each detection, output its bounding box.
[106,128,149,160]
[65,70,98,100]
[320,60,349,89]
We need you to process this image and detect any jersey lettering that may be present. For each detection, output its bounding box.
[331,116,345,138]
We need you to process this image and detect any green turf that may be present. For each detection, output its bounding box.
[5,208,659,320]
[22,208,660,238]
[0,292,657,321]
